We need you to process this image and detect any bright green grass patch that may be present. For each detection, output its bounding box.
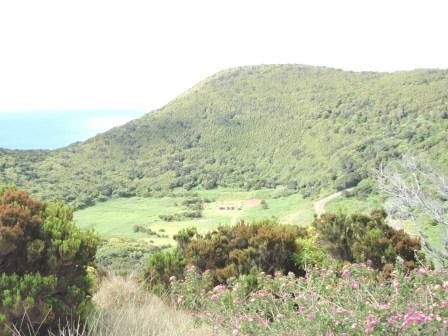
[74,188,314,247]
[325,194,383,214]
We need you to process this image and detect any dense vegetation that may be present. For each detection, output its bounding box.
[1,65,448,208]
[170,263,448,335]
[144,214,421,289]
[0,187,97,335]
[141,216,446,335]
[313,209,422,271]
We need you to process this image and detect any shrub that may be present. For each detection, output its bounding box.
[144,249,186,293]
[312,209,422,270]
[144,222,316,290]
[260,199,268,209]
[169,263,448,335]
[174,220,308,284]
[0,190,97,335]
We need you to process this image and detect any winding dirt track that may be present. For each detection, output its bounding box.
[314,189,353,216]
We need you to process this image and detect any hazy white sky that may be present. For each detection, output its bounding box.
[0,0,447,116]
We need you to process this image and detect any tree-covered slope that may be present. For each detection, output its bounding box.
[1,65,447,208]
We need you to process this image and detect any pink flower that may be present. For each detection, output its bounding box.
[377,303,390,310]
[213,284,226,293]
[342,268,351,278]
[401,311,428,328]
[417,267,427,275]
[365,315,379,333]
[349,282,359,289]
[388,314,403,325]
[351,323,358,329]
[210,294,219,302]
[392,280,400,289]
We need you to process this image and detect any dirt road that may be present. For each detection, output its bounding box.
[314,189,352,216]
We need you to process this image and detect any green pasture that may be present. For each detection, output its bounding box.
[74,188,315,247]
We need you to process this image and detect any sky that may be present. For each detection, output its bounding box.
[0,0,447,149]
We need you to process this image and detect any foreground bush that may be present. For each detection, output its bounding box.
[313,209,422,271]
[0,189,97,335]
[178,221,307,281]
[170,263,448,335]
[145,220,311,288]
[10,275,216,336]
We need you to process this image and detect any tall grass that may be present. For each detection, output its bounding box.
[11,275,215,336]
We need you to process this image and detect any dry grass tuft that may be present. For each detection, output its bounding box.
[88,274,215,336]
[12,274,217,336]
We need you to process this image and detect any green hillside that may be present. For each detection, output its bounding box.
[1,65,448,208]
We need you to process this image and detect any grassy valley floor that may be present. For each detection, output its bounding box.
[74,188,315,246]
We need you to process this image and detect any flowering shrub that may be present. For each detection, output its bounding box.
[170,263,448,335]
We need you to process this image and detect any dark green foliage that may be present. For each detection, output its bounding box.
[260,199,268,209]
[132,225,167,237]
[96,238,162,274]
[144,249,186,291]
[312,209,421,270]
[1,66,448,207]
[176,220,307,284]
[0,189,97,335]
[182,210,202,219]
[181,197,204,211]
[145,222,328,290]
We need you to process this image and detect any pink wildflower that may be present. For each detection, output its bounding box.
[417,267,427,275]
[210,294,219,302]
[392,280,399,289]
[342,268,351,278]
[377,303,390,310]
[365,315,379,333]
[213,284,226,293]
[349,282,359,289]
[401,311,428,328]
[388,314,403,325]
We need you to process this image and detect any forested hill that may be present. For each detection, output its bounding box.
[1,65,448,208]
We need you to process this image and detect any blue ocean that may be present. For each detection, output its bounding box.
[0,110,144,150]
